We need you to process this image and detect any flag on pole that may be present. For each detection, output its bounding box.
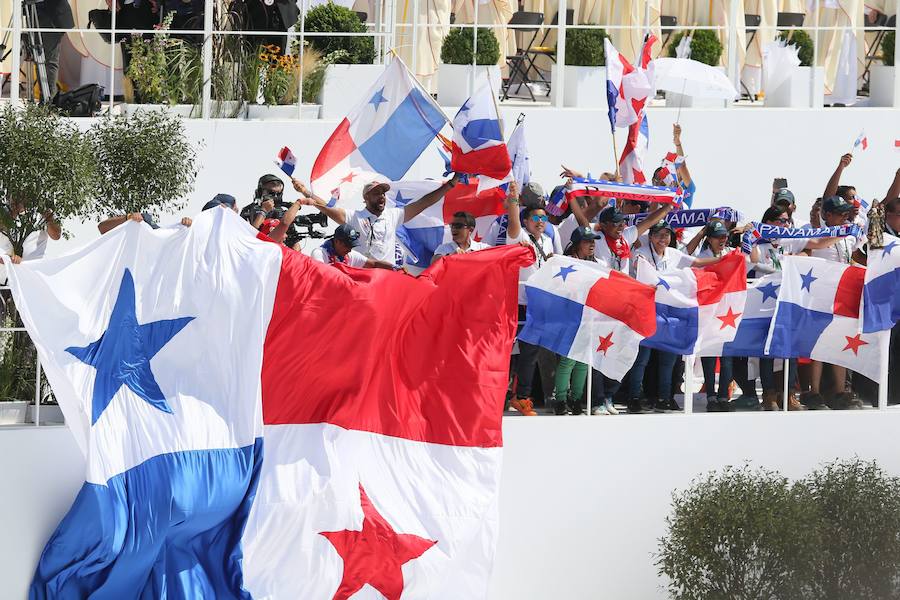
[310,58,448,207]
[450,85,513,192]
[853,130,868,151]
[604,39,652,130]
[518,256,657,380]
[507,120,530,187]
[275,146,297,177]
[618,35,656,184]
[861,234,900,333]
[765,255,888,381]
[10,209,531,599]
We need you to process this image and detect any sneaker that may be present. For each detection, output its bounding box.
[826,392,853,411]
[604,398,619,415]
[553,401,570,415]
[849,395,865,409]
[661,398,681,412]
[510,397,538,416]
[705,397,722,412]
[718,400,737,412]
[591,404,609,416]
[570,404,585,416]
[800,391,828,410]
[651,401,666,413]
[732,394,761,410]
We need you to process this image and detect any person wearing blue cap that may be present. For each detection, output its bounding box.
[311,224,396,270]
[202,194,238,212]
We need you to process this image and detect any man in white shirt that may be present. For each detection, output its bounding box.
[431,211,489,264]
[311,224,395,270]
[1,203,61,263]
[298,175,459,264]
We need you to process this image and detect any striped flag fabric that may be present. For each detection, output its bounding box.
[450,85,513,192]
[721,272,781,356]
[862,234,900,333]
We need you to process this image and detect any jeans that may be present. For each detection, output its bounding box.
[627,347,679,401]
[731,357,757,399]
[590,368,620,403]
[760,358,798,392]
[515,340,541,399]
[701,356,733,399]
[554,356,587,405]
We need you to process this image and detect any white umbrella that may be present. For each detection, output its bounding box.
[648,57,740,100]
[763,41,801,96]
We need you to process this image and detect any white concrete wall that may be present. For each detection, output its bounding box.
[4,412,900,599]
[45,107,900,258]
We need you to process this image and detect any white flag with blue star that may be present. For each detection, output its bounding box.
[6,209,283,598]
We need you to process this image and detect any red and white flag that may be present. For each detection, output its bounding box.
[618,35,657,184]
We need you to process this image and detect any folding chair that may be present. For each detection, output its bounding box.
[660,15,678,50]
[523,9,573,96]
[741,14,762,100]
[776,12,805,28]
[863,14,896,89]
[502,11,545,101]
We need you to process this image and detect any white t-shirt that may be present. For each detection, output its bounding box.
[753,238,807,273]
[594,225,639,273]
[485,217,563,254]
[0,230,49,261]
[556,214,580,251]
[506,229,555,305]
[632,244,695,276]
[344,207,405,263]
[810,235,858,264]
[311,243,368,268]
[433,239,490,258]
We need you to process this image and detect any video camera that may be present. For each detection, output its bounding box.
[285,211,328,248]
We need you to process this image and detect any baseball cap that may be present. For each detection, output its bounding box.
[140,212,159,230]
[649,219,675,235]
[705,220,729,238]
[598,207,626,223]
[823,195,852,213]
[363,181,391,197]
[258,174,282,187]
[570,225,601,244]
[333,223,361,247]
[772,188,795,205]
[202,193,237,211]
[520,182,546,206]
[259,218,281,235]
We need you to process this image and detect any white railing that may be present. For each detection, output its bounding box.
[1,0,899,114]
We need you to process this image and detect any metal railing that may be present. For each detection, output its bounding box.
[1,0,899,115]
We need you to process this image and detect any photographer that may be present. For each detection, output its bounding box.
[311,224,396,270]
[258,198,302,248]
[241,174,287,229]
[35,0,75,99]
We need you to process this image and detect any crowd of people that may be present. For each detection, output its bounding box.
[5,122,898,416]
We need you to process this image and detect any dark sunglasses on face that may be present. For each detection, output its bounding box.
[775,218,790,224]
[530,214,549,223]
[449,222,469,230]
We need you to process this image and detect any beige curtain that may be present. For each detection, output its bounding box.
[815,0,864,94]
[1,0,11,76]
[395,0,452,92]
[451,0,516,68]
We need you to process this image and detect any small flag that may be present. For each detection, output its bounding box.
[894,139,900,150]
[275,146,297,177]
[853,131,868,151]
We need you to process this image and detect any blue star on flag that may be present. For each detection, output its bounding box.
[393,191,410,206]
[66,269,194,425]
[757,282,780,302]
[800,268,817,292]
[657,277,671,291]
[554,265,577,281]
[883,240,898,256]
[368,87,388,109]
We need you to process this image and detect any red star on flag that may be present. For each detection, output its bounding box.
[596,332,614,355]
[842,333,868,355]
[340,172,357,184]
[319,484,437,600]
[716,307,742,329]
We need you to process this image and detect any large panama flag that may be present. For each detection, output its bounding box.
[9,209,530,599]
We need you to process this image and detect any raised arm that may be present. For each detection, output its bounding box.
[300,196,347,225]
[404,174,459,222]
[269,200,303,243]
[98,212,142,234]
[673,124,692,187]
[634,203,674,237]
[505,182,522,240]
[684,226,706,256]
[824,153,852,199]
[42,211,61,240]
[292,179,329,207]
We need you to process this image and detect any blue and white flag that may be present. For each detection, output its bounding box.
[507,121,530,187]
[721,273,781,357]
[862,234,900,333]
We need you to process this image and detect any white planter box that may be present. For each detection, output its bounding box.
[0,401,27,425]
[869,65,896,107]
[320,64,384,119]
[26,404,64,425]
[124,104,199,118]
[549,65,607,108]
[210,100,242,118]
[765,66,824,108]
[245,104,322,121]
[437,64,501,107]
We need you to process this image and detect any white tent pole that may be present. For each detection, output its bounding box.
[684,355,694,414]
[878,333,890,410]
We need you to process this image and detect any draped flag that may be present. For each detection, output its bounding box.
[450,85,513,192]
[721,273,782,357]
[9,209,530,599]
[862,234,900,333]
[518,256,657,380]
[389,179,506,265]
[310,57,448,204]
[635,252,748,356]
[766,256,888,381]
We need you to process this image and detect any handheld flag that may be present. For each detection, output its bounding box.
[275,146,297,177]
[450,85,513,192]
[862,234,900,333]
[853,130,868,151]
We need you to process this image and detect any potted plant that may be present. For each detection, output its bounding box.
[665,29,728,107]
[298,2,378,118]
[870,30,895,106]
[438,26,501,106]
[89,109,198,220]
[0,104,97,423]
[550,28,607,107]
[244,44,324,120]
[124,13,203,117]
[765,30,824,108]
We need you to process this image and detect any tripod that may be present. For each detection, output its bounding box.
[0,0,52,101]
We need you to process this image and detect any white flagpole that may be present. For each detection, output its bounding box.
[684,355,694,414]
[586,365,593,416]
[878,333,890,410]
[782,359,790,411]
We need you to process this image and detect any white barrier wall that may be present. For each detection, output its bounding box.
[4,412,900,599]
[47,106,900,258]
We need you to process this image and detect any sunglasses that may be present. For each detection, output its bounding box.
[449,222,469,229]
[775,218,790,224]
[530,214,549,223]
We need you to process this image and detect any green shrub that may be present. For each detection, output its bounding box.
[300,2,374,65]
[667,30,723,66]
[797,458,900,600]
[777,30,814,67]
[440,27,500,65]
[883,31,895,67]
[656,465,817,600]
[563,28,607,67]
